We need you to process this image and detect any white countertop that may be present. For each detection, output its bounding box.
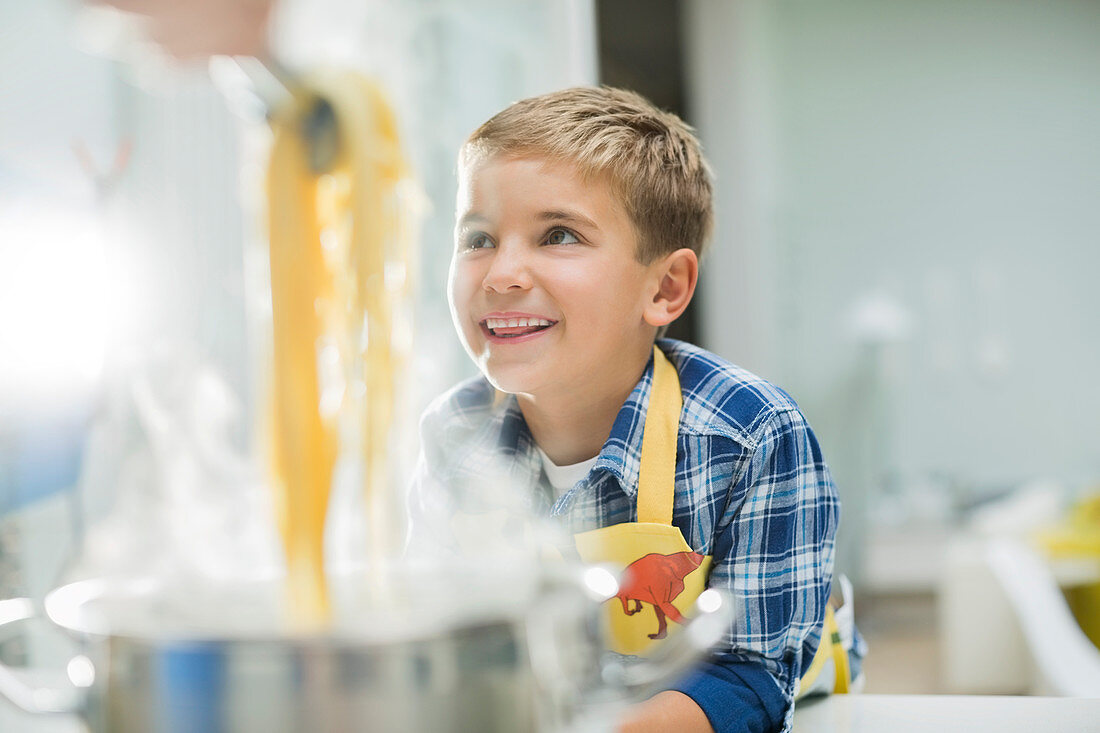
[5,693,1100,732]
[0,704,77,733]
[793,695,1100,733]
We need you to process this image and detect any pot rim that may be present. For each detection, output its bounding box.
[44,573,536,646]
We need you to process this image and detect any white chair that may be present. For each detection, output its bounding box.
[985,538,1100,697]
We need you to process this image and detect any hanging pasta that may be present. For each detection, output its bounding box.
[264,72,418,629]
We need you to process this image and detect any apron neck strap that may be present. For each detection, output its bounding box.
[637,346,682,525]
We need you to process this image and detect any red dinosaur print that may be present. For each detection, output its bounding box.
[615,551,704,640]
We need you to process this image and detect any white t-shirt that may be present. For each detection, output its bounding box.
[537,447,597,501]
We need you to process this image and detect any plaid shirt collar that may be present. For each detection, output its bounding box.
[590,350,657,498]
[450,349,661,502]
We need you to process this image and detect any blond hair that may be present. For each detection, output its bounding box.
[460,86,714,264]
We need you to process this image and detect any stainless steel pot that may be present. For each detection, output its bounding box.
[0,566,730,732]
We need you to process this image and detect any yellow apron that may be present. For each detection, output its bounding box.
[574,346,712,656]
[797,603,851,695]
[574,346,852,697]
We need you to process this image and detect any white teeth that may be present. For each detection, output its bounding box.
[485,317,553,330]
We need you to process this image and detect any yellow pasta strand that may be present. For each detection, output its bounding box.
[265,72,416,630]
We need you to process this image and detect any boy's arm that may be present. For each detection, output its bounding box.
[663,656,788,733]
[617,691,713,732]
[617,658,786,733]
[652,407,839,733]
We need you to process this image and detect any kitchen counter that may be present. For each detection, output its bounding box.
[0,704,76,733]
[5,694,1100,732]
[792,694,1100,732]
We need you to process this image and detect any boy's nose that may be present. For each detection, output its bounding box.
[482,244,533,293]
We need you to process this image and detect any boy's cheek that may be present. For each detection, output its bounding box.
[448,269,485,312]
[445,267,468,306]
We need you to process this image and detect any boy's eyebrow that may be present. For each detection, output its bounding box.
[536,209,600,230]
[456,210,601,231]
[456,213,488,229]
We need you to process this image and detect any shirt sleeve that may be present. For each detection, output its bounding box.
[676,407,840,732]
[404,385,542,559]
[403,403,461,558]
[669,654,786,733]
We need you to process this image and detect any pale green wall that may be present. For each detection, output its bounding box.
[690,0,1100,578]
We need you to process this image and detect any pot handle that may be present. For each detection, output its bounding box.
[528,567,733,726]
[0,598,87,715]
[599,588,734,700]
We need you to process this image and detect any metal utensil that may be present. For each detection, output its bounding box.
[212,56,340,173]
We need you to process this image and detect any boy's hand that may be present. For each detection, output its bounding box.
[617,691,713,733]
[88,0,274,60]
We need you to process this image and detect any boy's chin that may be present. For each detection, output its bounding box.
[473,352,559,397]
[482,372,526,396]
[479,365,539,397]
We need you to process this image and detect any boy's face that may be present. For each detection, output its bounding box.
[449,155,661,401]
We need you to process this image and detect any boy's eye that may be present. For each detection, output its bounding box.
[544,228,579,245]
[462,233,494,251]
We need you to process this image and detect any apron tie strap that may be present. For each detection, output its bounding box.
[637,346,682,525]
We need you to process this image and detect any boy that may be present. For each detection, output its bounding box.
[409,86,841,733]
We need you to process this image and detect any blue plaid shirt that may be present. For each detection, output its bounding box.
[409,339,840,732]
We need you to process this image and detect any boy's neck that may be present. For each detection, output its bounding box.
[516,352,651,466]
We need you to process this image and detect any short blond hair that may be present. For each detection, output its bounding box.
[460,86,714,264]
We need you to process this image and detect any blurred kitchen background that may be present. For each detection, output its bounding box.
[2,0,1099,704]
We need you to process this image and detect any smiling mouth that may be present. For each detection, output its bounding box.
[481,316,557,338]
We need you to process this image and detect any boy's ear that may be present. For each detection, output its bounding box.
[643,248,699,328]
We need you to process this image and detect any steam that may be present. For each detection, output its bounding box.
[72,344,281,590]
